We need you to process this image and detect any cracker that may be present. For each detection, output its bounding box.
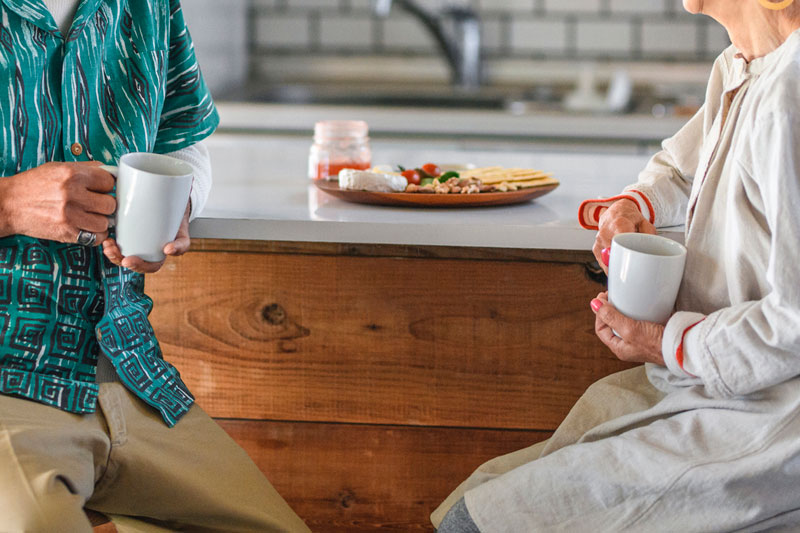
[460,167,554,184]
[504,177,560,188]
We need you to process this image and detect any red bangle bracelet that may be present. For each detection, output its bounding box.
[676,319,705,374]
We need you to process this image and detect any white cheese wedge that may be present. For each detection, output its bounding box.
[338,169,407,193]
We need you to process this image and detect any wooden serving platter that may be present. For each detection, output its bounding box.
[314,179,559,208]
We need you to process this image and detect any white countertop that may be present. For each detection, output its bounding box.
[191,133,682,252]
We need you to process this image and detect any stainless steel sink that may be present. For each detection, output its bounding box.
[227,83,564,112]
[222,82,690,117]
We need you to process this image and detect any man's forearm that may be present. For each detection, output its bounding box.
[0,178,17,238]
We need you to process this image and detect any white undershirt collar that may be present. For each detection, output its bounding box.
[43,0,80,36]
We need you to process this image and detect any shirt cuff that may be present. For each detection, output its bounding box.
[165,142,212,221]
[662,311,706,378]
[577,189,655,230]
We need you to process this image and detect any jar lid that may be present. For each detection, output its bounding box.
[314,120,369,140]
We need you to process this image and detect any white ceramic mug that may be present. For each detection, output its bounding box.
[607,233,687,325]
[101,152,193,263]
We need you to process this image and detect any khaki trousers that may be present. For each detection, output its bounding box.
[0,383,310,533]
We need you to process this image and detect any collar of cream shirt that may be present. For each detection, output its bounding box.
[719,26,800,93]
[731,26,800,78]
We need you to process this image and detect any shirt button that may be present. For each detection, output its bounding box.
[70,142,83,156]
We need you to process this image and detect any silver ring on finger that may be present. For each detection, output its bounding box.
[76,229,97,247]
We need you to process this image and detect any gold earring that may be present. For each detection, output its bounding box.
[759,0,794,10]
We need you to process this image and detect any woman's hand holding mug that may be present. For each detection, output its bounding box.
[591,292,666,365]
[592,198,656,274]
[591,227,687,368]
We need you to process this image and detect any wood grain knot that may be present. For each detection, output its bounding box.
[338,489,356,509]
[262,304,287,325]
[584,260,608,285]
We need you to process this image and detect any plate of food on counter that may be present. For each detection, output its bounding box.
[313,163,560,208]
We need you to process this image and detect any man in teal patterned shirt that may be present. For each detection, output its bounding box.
[0,1,309,531]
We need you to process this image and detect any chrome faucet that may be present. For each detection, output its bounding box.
[373,0,483,91]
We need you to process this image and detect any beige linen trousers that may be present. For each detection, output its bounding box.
[0,382,310,533]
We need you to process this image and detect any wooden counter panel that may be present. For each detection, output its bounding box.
[217,419,551,533]
[148,250,633,430]
[190,238,598,264]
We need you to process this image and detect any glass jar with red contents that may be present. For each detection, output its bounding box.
[308,120,371,180]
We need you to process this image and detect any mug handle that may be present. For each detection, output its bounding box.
[99,165,118,228]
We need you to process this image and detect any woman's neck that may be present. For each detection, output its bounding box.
[706,2,800,61]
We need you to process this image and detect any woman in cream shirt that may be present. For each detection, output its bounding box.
[435,0,800,531]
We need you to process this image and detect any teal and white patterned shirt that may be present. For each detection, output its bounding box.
[0,0,219,426]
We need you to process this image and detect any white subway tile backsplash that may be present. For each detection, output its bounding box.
[665,0,686,12]
[609,0,665,14]
[576,20,632,54]
[248,0,722,68]
[183,0,248,93]
[249,0,274,8]
[410,0,455,11]
[542,0,600,13]
[363,0,479,12]
[251,0,283,8]
[477,0,535,12]
[511,18,567,53]
[481,17,506,52]
[320,15,374,47]
[641,20,699,54]
[256,15,310,47]
[706,22,731,55]
[288,0,341,8]
[347,0,374,10]
[382,14,439,50]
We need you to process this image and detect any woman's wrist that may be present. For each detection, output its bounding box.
[613,197,644,217]
[578,193,651,230]
[622,189,655,224]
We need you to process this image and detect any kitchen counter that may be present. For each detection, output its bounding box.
[192,132,682,252]
[160,133,653,531]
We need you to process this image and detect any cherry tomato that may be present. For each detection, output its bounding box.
[421,163,441,177]
[401,169,421,185]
